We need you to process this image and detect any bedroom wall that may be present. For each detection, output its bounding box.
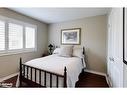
[0,8,48,78]
[48,15,107,73]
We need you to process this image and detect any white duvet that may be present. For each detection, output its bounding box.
[24,54,84,87]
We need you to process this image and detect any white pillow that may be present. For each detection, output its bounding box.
[53,48,60,54]
[72,46,83,58]
[59,45,73,57]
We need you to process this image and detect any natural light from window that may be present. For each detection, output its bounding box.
[25,27,35,49]
[0,20,5,51]
[9,23,23,50]
[0,16,37,55]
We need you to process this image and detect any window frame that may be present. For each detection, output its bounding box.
[0,15,37,56]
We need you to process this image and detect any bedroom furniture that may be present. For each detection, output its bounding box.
[19,46,85,88]
[42,53,49,57]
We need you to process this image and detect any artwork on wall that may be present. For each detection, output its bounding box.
[61,28,81,45]
[123,7,127,65]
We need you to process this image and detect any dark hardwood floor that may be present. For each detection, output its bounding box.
[1,72,109,88]
[75,72,109,87]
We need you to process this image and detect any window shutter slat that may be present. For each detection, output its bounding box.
[25,27,35,48]
[0,20,5,51]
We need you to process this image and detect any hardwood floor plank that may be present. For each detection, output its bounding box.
[75,72,109,87]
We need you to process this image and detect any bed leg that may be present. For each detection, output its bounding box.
[64,67,67,87]
[19,57,22,87]
[81,68,85,75]
[81,68,85,73]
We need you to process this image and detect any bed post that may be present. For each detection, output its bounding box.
[19,57,22,87]
[82,47,85,73]
[83,46,85,55]
[64,67,67,87]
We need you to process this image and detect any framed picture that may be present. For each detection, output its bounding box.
[61,28,81,45]
[123,7,127,65]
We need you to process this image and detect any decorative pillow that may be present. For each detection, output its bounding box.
[53,48,60,54]
[59,45,73,57]
[72,46,83,58]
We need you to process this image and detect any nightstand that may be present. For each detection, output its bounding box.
[42,53,49,57]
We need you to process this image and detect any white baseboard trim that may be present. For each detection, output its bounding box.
[84,69,111,87]
[0,72,19,83]
[84,69,106,76]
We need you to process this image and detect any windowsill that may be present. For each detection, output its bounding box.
[0,49,37,57]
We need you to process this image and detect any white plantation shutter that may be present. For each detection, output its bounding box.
[8,23,23,50]
[0,20,5,51]
[0,16,37,55]
[25,27,35,48]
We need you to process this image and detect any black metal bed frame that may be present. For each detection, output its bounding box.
[19,58,67,87]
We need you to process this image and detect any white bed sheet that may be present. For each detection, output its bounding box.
[23,54,84,87]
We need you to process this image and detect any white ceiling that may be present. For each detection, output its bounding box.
[9,8,110,24]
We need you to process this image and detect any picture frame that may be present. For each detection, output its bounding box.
[61,28,81,45]
[123,7,127,65]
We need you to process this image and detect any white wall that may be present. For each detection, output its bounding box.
[0,8,48,78]
[48,15,107,73]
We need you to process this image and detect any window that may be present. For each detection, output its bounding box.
[0,20,5,51]
[9,23,23,50]
[0,16,37,55]
[25,27,35,49]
